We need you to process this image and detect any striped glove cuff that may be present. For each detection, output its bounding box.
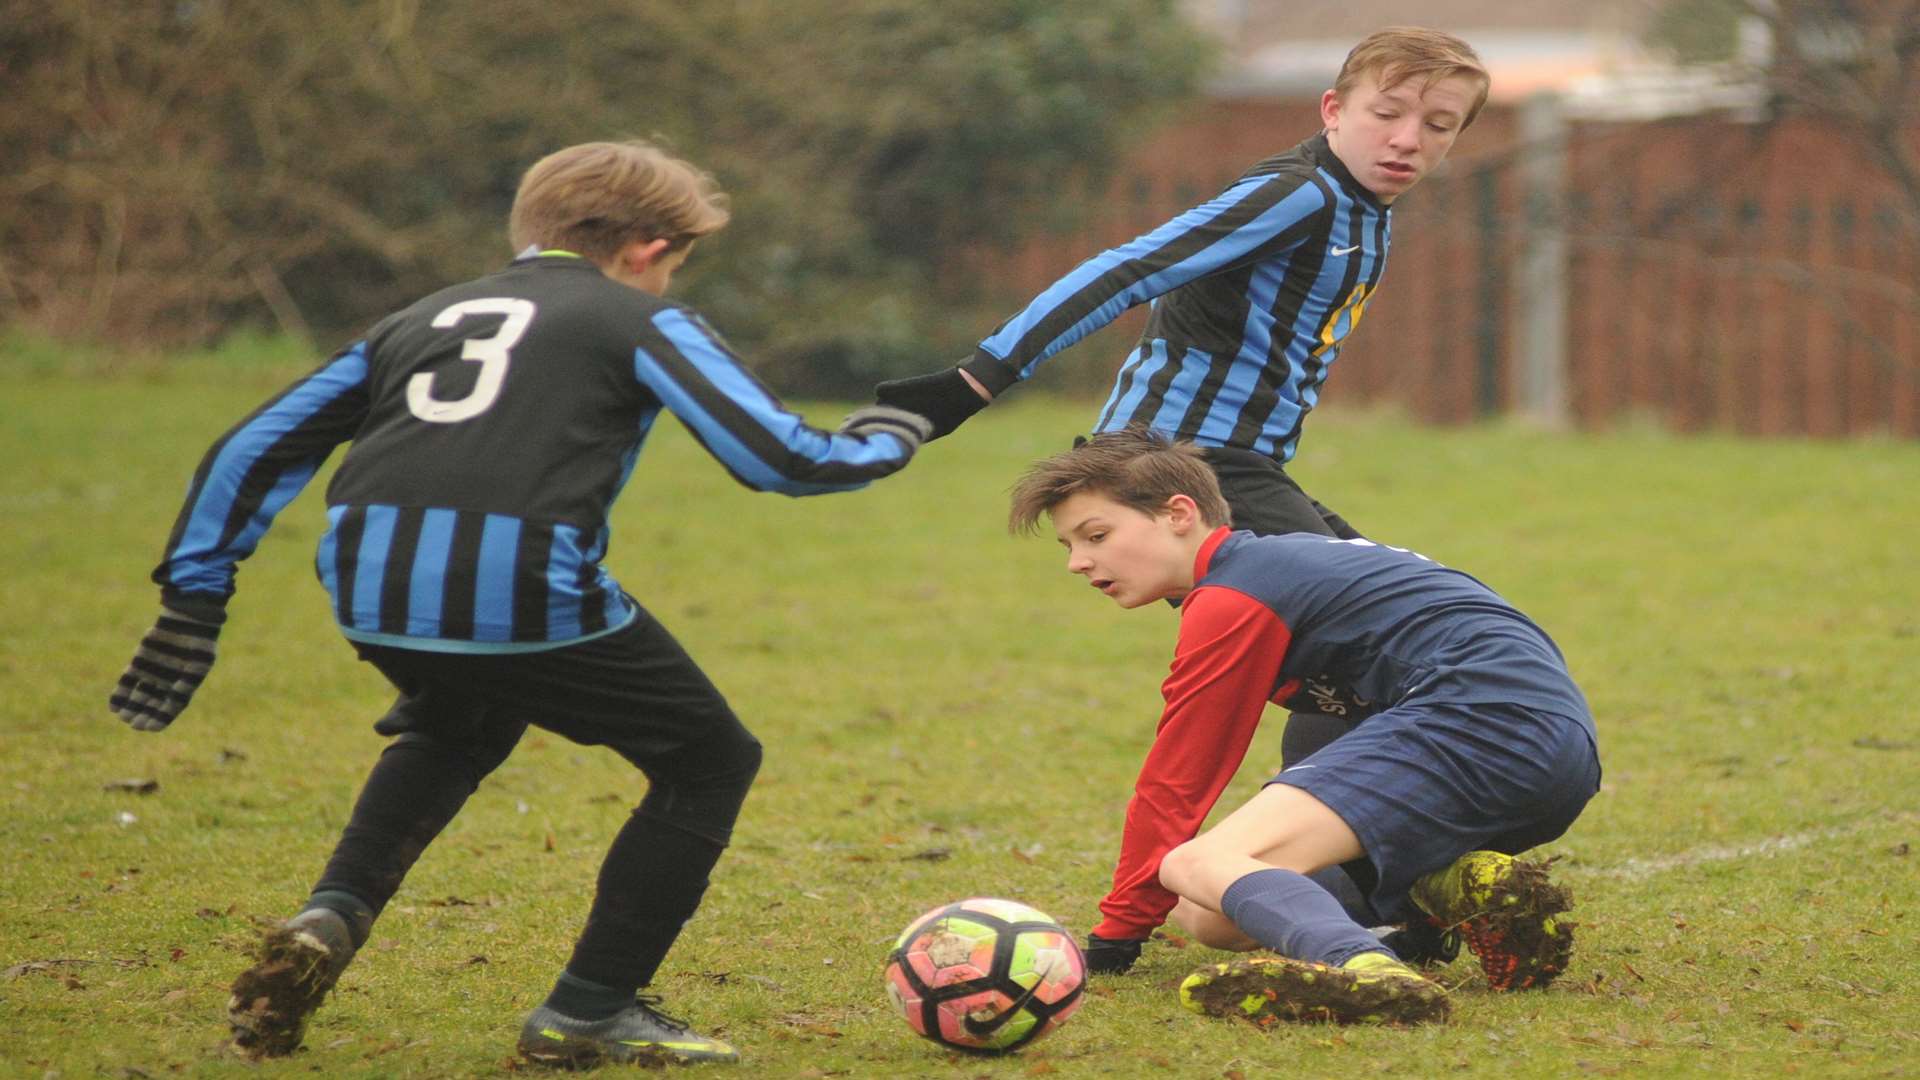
[839,405,934,453]
[109,604,223,732]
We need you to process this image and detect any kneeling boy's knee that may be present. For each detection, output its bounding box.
[1158,840,1206,894]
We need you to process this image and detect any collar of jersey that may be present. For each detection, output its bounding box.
[512,245,588,263]
[1194,525,1233,582]
[1308,130,1387,212]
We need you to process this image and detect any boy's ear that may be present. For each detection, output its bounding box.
[619,237,673,275]
[1164,493,1202,533]
[1320,87,1343,129]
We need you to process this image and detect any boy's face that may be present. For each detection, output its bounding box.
[1321,70,1480,204]
[1051,491,1204,609]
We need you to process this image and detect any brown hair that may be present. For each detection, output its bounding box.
[1008,428,1230,535]
[1335,27,1491,128]
[507,139,731,262]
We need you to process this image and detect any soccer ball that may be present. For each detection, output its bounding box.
[883,897,1087,1054]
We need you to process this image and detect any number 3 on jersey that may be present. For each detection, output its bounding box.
[407,298,537,423]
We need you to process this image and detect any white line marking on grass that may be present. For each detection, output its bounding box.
[1594,814,1912,882]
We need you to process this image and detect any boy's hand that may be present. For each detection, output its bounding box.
[839,405,934,454]
[109,603,224,731]
[1084,934,1146,975]
[873,366,990,441]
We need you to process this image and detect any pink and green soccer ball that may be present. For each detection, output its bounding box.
[883,897,1087,1053]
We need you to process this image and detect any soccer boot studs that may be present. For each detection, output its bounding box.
[1179,953,1450,1027]
[1410,851,1575,990]
[518,995,739,1067]
[227,908,359,1057]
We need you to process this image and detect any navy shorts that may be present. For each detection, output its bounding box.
[1270,699,1600,923]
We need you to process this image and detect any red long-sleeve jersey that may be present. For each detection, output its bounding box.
[1091,528,1299,940]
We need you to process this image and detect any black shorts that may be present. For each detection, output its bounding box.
[351,604,760,833]
[1202,446,1360,539]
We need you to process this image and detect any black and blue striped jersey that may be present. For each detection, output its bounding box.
[153,254,917,653]
[960,132,1388,463]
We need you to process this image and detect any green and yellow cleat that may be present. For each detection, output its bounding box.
[1178,952,1450,1027]
[1409,851,1574,990]
[518,996,738,1068]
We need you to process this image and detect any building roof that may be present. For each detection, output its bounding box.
[1183,0,1766,118]
[1181,0,1650,58]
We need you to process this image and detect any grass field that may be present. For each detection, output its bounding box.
[3,358,1916,1078]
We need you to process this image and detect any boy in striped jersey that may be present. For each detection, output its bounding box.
[1010,430,1598,1024]
[108,140,931,1067]
[880,27,1490,973]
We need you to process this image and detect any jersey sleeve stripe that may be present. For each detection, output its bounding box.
[979,177,1329,380]
[156,347,370,597]
[633,309,911,493]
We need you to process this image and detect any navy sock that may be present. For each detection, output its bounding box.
[1219,868,1390,967]
[1307,866,1385,926]
[543,971,633,1021]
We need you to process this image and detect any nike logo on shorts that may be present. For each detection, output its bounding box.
[1330,244,1361,256]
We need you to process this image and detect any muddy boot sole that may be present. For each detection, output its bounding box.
[227,920,350,1057]
[1179,955,1450,1027]
[1454,857,1576,990]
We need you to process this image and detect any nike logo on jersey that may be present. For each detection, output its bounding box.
[1330,244,1361,256]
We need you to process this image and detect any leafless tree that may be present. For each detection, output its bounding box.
[1743,0,1920,223]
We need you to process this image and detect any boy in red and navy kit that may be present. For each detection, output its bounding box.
[1008,430,1600,1025]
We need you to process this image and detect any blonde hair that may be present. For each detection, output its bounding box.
[1008,428,1230,535]
[508,139,730,261]
[1335,27,1491,128]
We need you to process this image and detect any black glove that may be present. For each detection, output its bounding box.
[873,367,989,441]
[838,405,934,454]
[1083,934,1146,975]
[109,602,224,731]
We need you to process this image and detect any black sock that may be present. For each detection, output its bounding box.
[542,971,632,1021]
[303,889,376,949]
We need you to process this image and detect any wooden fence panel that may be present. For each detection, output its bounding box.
[972,101,1920,439]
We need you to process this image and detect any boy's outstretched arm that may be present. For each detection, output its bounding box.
[634,307,931,493]
[877,173,1326,440]
[1090,587,1292,971]
[111,346,372,730]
